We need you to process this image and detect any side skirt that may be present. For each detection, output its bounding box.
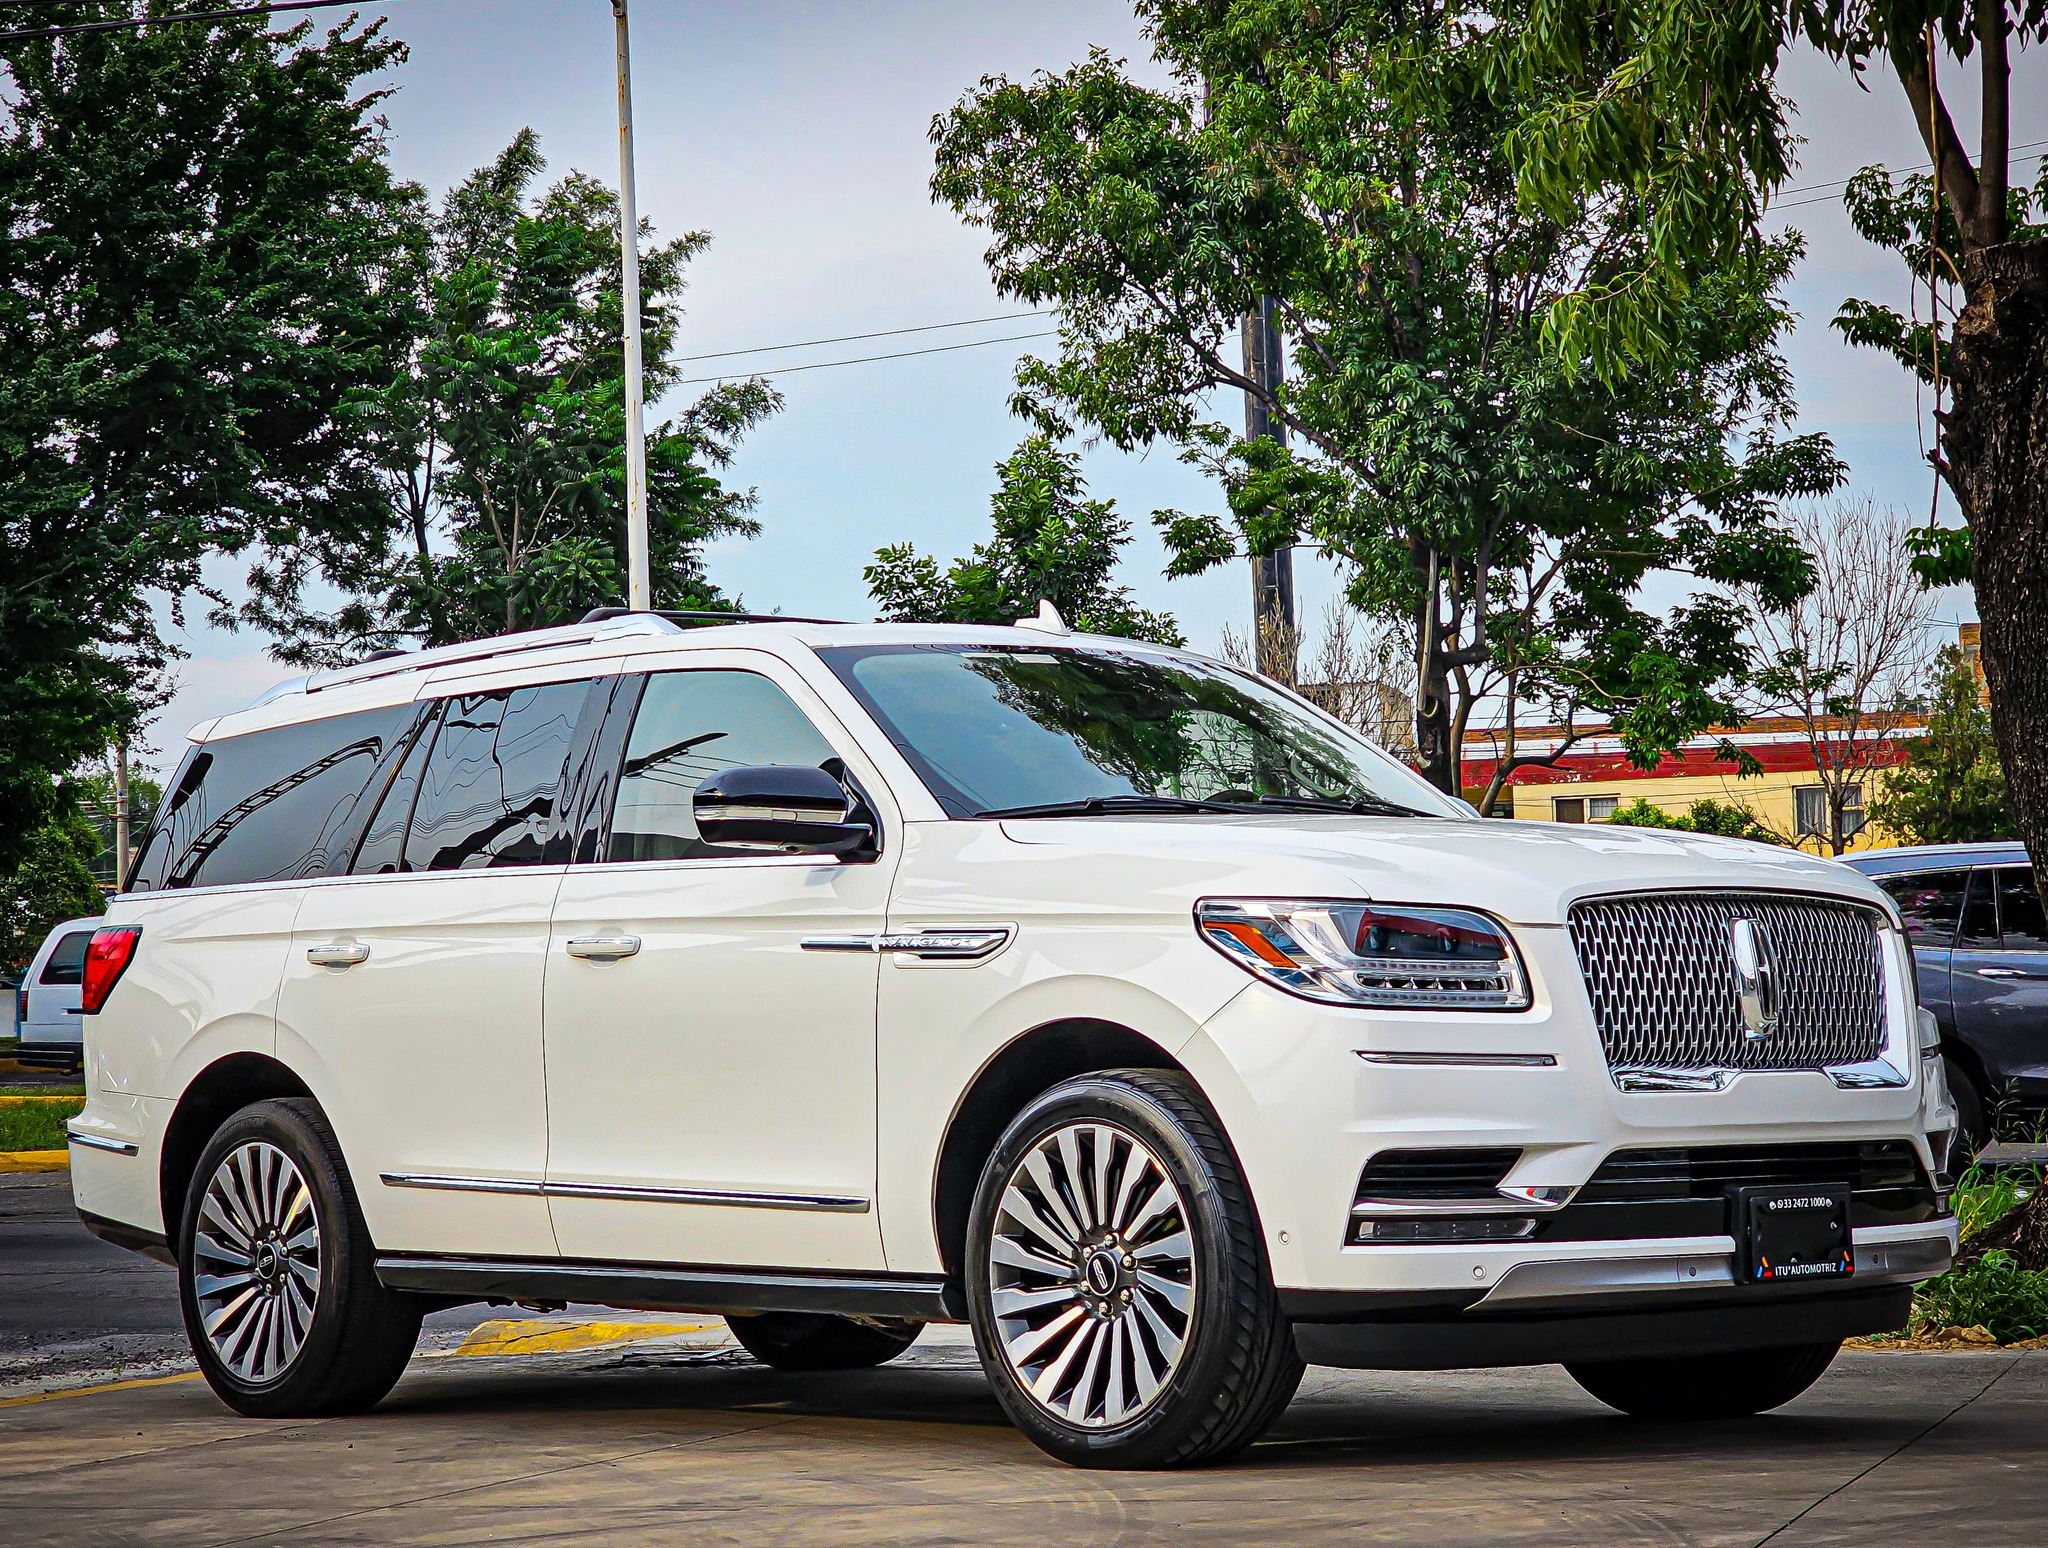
[374,1253,957,1322]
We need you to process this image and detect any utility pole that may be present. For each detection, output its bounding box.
[611,0,650,611]
[1242,296,1296,681]
[113,738,130,889]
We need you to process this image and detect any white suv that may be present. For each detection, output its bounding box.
[68,611,1958,1467]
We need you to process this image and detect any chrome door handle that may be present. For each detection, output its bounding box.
[306,943,370,968]
[1976,966,2048,980]
[566,935,641,961]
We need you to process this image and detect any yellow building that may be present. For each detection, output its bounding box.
[1461,714,1924,854]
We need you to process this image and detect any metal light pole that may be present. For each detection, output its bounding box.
[611,0,650,611]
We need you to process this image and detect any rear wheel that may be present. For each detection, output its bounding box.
[726,1312,923,1370]
[965,1069,1302,1469]
[177,1098,422,1417]
[1566,1341,1841,1420]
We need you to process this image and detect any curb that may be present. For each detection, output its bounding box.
[0,1151,69,1173]
[445,1317,720,1358]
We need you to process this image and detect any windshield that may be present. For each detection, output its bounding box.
[819,643,1458,820]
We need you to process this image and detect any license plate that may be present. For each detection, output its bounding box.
[1737,1185,1854,1283]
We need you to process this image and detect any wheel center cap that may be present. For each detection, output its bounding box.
[1083,1247,1121,1297]
[254,1243,280,1281]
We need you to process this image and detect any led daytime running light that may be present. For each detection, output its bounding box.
[1197,899,1530,1011]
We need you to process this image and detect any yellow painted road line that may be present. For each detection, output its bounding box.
[0,1150,68,1172]
[450,1318,718,1358]
[0,1371,203,1410]
[0,1094,87,1105]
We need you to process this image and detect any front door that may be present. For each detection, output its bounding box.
[544,659,896,1271]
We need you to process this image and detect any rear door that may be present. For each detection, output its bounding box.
[279,667,611,1260]
[1948,865,2048,1101]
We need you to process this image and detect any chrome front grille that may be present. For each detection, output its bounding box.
[1567,892,1886,1072]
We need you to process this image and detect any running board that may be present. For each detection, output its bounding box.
[375,1253,958,1321]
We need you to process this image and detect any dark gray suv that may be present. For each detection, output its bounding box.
[1844,843,2045,1152]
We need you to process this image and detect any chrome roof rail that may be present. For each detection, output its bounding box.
[297,614,682,695]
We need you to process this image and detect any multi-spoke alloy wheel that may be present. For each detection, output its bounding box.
[967,1070,1303,1468]
[192,1141,322,1384]
[178,1098,423,1418]
[988,1121,1195,1427]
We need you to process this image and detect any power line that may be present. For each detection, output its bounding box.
[1772,139,2048,213]
[675,329,1057,387]
[674,310,1051,364]
[0,1,386,46]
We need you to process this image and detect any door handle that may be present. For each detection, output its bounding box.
[306,942,370,968]
[1976,966,2048,980]
[566,935,642,961]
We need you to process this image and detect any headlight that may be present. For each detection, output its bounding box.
[1196,899,1531,1010]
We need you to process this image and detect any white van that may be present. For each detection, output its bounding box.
[68,611,1958,1467]
[15,915,103,1073]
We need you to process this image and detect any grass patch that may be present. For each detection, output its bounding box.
[0,1084,85,1097]
[1898,1163,2048,1344]
[0,1096,83,1152]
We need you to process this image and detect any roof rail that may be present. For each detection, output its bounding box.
[578,606,848,627]
[297,614,681,696]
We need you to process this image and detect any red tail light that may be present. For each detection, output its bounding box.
[79,927,143,1015]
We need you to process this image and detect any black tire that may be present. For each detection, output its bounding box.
[964,1069,1303,1469]
[1946,1058,1988,1166]
[726,1312,923,1370]
[1566,1340,1841,1421]
[176,1098,422,1418]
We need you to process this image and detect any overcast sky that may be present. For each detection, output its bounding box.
[142,0,2047,771]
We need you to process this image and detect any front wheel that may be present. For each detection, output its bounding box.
[1566,1341,1841,1420]
[965,1069,1302,1468]
[177,1098,423,1417]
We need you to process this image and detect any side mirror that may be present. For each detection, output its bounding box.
[693,765,876,856]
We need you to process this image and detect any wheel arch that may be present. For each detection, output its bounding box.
[930,1017,1187,1296]
[159,1053,315,1245]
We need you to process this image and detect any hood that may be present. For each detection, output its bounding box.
[997,814,1888,926]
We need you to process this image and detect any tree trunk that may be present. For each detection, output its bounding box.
[1946,239,2048,904]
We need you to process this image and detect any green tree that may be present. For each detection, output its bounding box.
[1607,795,1785,845]
[1,778,107,972]
[866,437,1182,643]
[1504,0,2048,895]
[1,5,426,866]
[1873,645,2014,844]
[250,132,781,659]
[930,1,1837,793]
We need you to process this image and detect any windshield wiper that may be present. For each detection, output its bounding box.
[1222,793,1434,819]
[978,794,1244,819]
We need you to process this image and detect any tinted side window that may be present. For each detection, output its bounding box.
[133,706,413,891]
[404,681,589,871]
[1995,866,2047,952]
[608,671,839,862]
[39,931,94,986]
[349,712,439,875]
[1958,868,2000,949]
[1875,869,1967,948]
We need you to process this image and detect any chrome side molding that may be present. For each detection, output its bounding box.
[1356,1051,1558,1068]
[379,1172,870,1213]
[802,927,1011,962]
[65,1129,139,1157]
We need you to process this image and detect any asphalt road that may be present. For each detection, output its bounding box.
[6,1170,2047,1546]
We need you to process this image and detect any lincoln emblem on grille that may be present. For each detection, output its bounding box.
[1729,917,1780,1041]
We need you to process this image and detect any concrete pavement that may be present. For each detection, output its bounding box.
[7,1169,2047,1545]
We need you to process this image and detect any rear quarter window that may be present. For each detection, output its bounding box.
[126,704,415,891]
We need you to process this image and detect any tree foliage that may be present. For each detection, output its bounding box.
[1,777,107,972]
[1872,645,2014,845]
[249,131,781,659]
[930,1,1838,792]
[866,436,1182,643]
[1607,795,1785,845]
[0,4,423,865]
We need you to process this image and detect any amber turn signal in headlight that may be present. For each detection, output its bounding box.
[1196,900,1530,1010]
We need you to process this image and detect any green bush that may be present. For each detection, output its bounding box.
[1606,796,1783,844]
[1911,1249,2048,1343]
[0,1096,82,1152]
